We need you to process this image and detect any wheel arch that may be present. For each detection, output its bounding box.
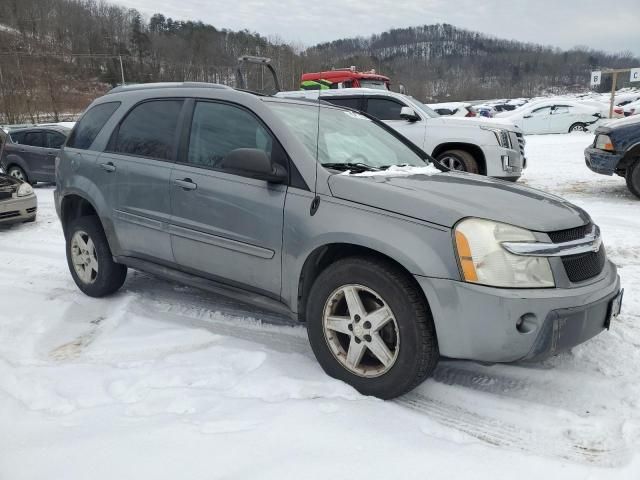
[296,243,430,323]
[432,142,487,175]
[4,154,31,177]
[59,192,121,254]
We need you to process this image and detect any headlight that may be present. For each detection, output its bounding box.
[17,182,33,197]
[454,218,555,288]
[480,126,512,149]
[595,134,614,152]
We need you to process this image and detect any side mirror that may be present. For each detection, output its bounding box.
[400,106,420,122]
[219,148,288,183]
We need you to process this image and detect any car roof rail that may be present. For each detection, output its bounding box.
[107,82,232,95]
[235,56,281,95]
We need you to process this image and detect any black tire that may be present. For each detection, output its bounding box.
[569,122,587,133]
[7,165,30,184]
[626,159,640,199]
[436,149,480,174]
[306,257,439,399]
[65,215,127,297]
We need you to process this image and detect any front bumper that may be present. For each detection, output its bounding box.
[0,194,37,224]
[584,147,622,176]
[482,144,524,179]
[416,260,621,362]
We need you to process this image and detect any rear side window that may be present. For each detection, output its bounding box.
[45,131,66,149]
[23,131,45,147]
[366,98,404,120]
[67,102,120,150]
[323,97,362,111]
[113,100,183,161]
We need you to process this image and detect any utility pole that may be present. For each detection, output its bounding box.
[119,55,125,85]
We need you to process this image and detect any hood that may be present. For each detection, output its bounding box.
[328,172,590,232]
[0,173,22,189]
[436,115,520,132]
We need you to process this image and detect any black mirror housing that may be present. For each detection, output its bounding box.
[400,106,420,122]
[219,148,288,183]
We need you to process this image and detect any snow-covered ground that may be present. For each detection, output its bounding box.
[1,132,639,479]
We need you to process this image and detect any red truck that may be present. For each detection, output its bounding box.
[300,67,390,90]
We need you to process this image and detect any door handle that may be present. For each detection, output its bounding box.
[174,178,197,190]
[100,162,116,173]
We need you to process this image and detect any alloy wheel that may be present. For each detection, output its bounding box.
[439,155,466,171]
[9,168,25,181]
[322,284,400,378]
[70,230,99,284]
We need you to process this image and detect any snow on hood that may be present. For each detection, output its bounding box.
[342,165,440,177]
[600,115,640,129]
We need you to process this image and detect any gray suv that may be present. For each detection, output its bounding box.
[55,83,622,399]
[1,125,70,184]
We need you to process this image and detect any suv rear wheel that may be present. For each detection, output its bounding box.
[626,159,640,199]
[306,257,439,399]
[436,149,479,174]
[66,216,127,297]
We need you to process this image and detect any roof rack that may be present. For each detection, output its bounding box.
[108,82,231,94]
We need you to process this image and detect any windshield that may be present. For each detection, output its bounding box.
[268,101,426,169]
[359,79,388,90]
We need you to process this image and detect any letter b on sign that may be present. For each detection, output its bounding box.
[591,71,601,87]
[631,68,640,83]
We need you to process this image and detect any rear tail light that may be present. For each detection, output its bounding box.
[465,110,476,117]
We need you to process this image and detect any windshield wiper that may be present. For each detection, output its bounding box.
[322,162,381,173]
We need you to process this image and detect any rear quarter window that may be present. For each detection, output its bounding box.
[67,102,121,150]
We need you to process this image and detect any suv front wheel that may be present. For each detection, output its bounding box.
[436,150,479,174]
[66,216,127,297]
[626,159,640,199]
[306,257,439,399]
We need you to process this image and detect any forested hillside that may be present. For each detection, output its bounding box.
[0,0,637,122]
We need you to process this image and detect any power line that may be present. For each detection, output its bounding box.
[0,52,130,58]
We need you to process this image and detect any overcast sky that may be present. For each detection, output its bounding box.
[113,0,640,56]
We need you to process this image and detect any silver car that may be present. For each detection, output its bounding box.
[55,83,622,399]
[0,173,37,224]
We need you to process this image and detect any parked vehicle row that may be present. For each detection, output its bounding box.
[278,88,526,180]
[54,82,622,399]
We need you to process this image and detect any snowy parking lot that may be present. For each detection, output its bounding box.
[1,133,639,479]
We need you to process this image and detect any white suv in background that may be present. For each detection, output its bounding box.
[277,88,526,180]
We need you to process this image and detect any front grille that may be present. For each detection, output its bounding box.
[547,222,606,282]
[26,207,37,213]
[515,132,526,158]
[0,210,20,219]
[547,222,593,243]
[0,190,13,200]
[561,247,607,283]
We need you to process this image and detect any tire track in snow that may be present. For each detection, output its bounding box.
[93,283,634,468]
[397,392,631,467]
